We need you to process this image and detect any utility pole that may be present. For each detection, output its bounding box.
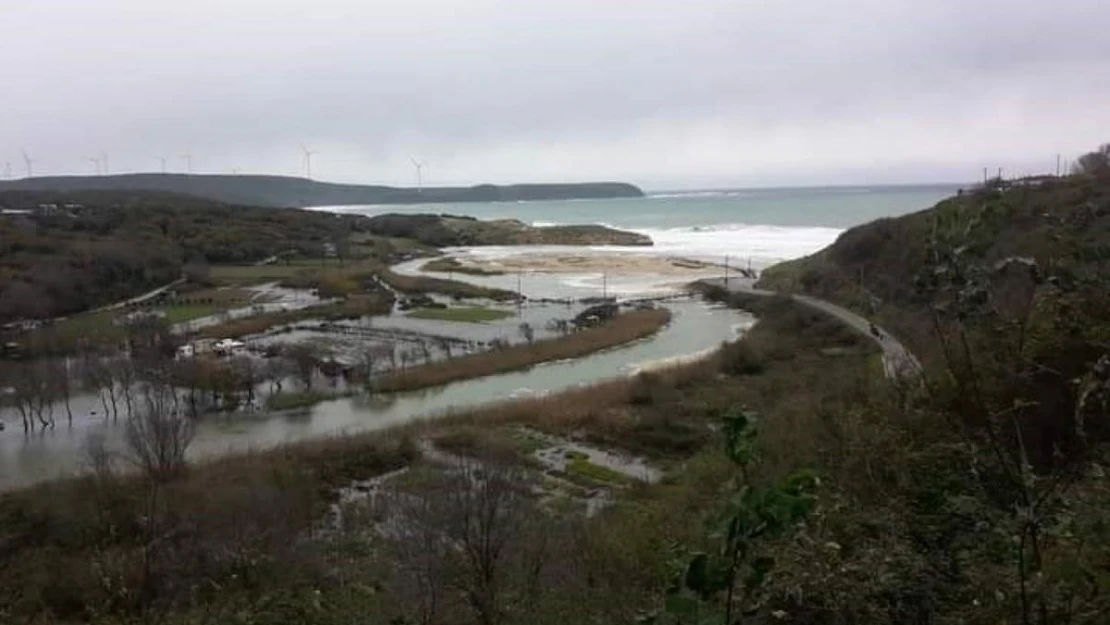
[1056,154,1061,177]
[517,267,523,317]
[602,271,608,301]
[724,254,730,287]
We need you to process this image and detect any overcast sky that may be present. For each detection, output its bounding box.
[2,0,1108,189]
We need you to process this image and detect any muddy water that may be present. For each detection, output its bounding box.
[0,300,750,490]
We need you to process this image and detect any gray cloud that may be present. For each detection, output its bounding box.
[2,0,1108,189]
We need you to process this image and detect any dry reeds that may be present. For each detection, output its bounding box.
[375,309,671,393]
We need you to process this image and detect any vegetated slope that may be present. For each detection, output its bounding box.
[0,173,645,208]
[0,190,384,323]
[761,173,1110,466]
[759,174,1110,358]
[365,213,653,246]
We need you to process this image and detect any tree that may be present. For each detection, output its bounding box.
[49,357,75,425]
[83,354,120,421]
[518,322,535,343]
[285,343,320,391]
[374,459,550,625]
[9,360,56,431]
[124,382,195,483]
[182,254,212,286]
[1071,143,1110,175]
[229,355,260,406]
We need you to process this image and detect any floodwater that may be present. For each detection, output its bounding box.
[0,299,751,490]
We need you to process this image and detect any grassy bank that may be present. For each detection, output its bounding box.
[266,389,352,410]
[405,305,514,323]
[379,267,519,301]
[419,256,506,276]
[375,308,671,393]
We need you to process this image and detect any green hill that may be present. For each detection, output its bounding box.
[760,170,1110,464]
[760,174,1110,358]
[0,173,644,208]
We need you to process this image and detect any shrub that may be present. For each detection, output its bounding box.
[719,340,764,375]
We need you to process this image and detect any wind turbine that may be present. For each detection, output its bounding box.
[153,156,167,173]
[300,144,317,180]
[180,152,193,173]
[410,157,426,192]
[21,150,34,178]
[87,156,101,175]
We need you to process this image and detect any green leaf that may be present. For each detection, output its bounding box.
[684,553,710,595]
[665,594,700,618]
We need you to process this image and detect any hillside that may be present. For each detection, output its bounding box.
[759,174,1110,356]
[0,174,644,208]
[0,190,653,324]
[760,172,1110,465]
[0,190,385,324]
[365,213,652,247]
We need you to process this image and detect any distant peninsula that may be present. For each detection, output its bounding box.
[0,173,645,208]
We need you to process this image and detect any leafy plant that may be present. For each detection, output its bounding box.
[648,408,818,625]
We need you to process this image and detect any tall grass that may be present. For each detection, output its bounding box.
[375,308,671,393]
[380,267,518,301]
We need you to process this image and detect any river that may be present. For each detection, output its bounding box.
[0,298,749,490]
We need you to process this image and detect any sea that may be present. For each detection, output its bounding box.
[319,184,960,270]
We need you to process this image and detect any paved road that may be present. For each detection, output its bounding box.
[704,277,922,380]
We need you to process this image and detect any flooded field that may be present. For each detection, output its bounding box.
[0,299,751,490]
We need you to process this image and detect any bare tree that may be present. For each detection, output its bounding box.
[263,356,291,396]
[84,355,123,421]
[546,318,571,337]
[229,355,260,406]
[10,360,55,431]
[125,383,196,483]
[375,460,549,625]
[518,322,535,344]
[434,337,455,360]
[50,357,75,425]
[114,357,139,418]
[285,343,319,391]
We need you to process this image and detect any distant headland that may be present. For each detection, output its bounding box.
[0,173,645,208]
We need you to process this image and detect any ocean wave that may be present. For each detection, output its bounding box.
[648,190,755,200]
[627,222,842,266]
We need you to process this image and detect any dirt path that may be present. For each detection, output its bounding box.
[703,277,922,379]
